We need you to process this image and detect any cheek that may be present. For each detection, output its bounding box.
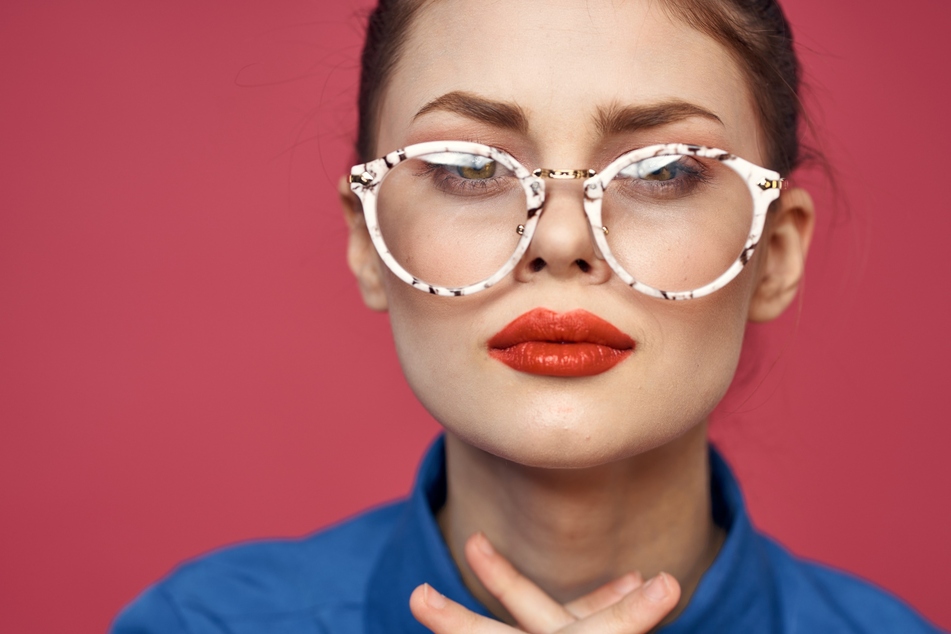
[650,283,751,413]
[384,276,488,410]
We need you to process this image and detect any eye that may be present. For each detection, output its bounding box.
[458,161,497,179]
[424,152,498,179]
[611,154,710,201]
[620,155,689,180]
[640,157,679,181]
[410,151,518,198]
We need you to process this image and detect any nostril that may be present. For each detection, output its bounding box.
[530,258,546,272]
[575,259,591,273]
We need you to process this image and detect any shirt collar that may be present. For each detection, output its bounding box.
[365,436,776,633]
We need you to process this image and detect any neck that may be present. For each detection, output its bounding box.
[436,424,723,623]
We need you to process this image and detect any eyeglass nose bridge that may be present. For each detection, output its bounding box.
[523,168,610,261]
[533,168,598,180]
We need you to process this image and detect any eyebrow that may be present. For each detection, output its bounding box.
[414,92,722,138]
[414,91,529,134]
[594,100,723,136]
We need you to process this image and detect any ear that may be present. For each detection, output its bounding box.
[339,176,388,312]
[748,187,816,323]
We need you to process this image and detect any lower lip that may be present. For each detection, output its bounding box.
[489,342,632,377]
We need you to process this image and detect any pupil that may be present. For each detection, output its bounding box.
[645,165,674,181]
[459,161,496,179]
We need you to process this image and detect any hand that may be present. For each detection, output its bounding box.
[410,532,681,633]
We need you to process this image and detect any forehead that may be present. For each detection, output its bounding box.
[377,0,759,161]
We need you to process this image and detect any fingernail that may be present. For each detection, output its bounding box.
[424,584,447,609]
[477,532,495,557]
[612,572,640,594]
[642,574,669,602]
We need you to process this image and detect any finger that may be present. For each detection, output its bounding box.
[465,532,575,633]
[562,573,681,634]
[564,572,643,620]
[410,583,514,634]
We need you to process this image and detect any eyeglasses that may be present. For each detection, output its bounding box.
[348,141,785,300]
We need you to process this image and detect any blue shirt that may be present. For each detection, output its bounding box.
[113,437,942,633]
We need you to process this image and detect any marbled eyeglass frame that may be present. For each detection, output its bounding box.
[349,141,785,300]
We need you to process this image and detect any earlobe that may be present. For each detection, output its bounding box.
[339,176,389,312]
[748,187,816,323]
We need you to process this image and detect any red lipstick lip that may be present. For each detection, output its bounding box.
[488,308,636,377]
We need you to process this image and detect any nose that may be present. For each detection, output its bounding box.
[514,176,612,285]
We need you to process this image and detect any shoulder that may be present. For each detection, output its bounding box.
[758,536,943,633]
[110,501,405,634]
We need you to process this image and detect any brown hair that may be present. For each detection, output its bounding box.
[355,0,810,174]
[355,0,431,163]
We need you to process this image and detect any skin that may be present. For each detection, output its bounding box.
[340,0,815,631]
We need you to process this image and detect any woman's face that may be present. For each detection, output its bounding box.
[351,0,795,468]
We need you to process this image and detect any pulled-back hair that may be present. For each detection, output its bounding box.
[356,0,809,175]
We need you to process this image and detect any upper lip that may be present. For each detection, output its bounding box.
[488,308,635,350]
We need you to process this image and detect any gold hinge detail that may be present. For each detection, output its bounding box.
[758,179,786,191]
[349,172,373,186]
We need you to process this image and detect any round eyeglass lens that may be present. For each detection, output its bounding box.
[601,154,754,293]
[375,150,527,289]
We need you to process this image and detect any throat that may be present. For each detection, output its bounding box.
[436,427,723,622]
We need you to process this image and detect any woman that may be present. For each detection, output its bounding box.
[113,0,941,632]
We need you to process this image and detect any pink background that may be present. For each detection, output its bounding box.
[1,1,949,632]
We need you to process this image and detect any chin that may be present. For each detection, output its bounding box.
[446,406,692,470]
[404,350,729,470]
